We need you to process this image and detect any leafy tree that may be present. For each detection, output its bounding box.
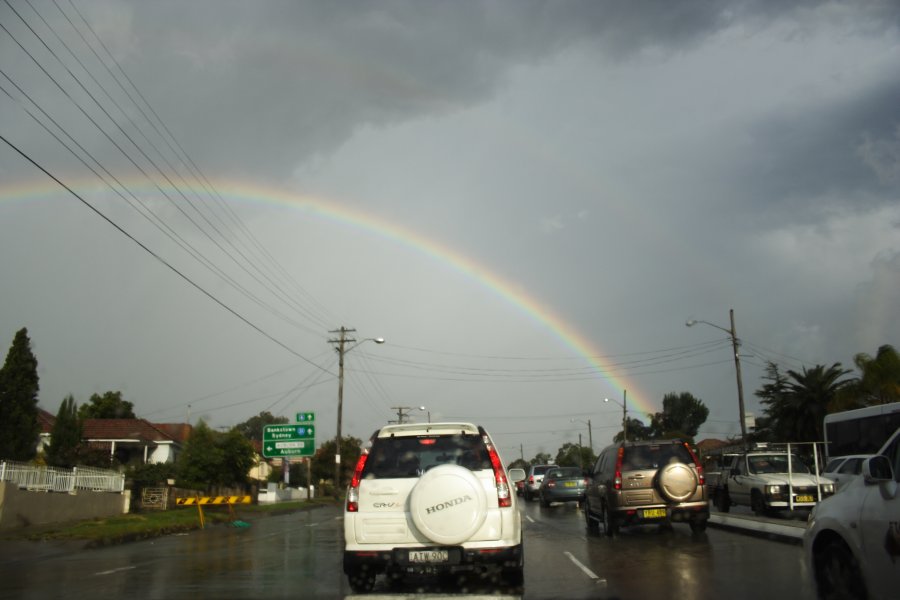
[234,411,289,442]
[849,344,900,406]
[177,420,225,488]
[649,392,709,441]
[312,436,363,490]
[555,442,595,469]
[47,395,82,468]
[757,362,852,443]
[530,452,553,465]
[78,391,135,419]
[0,328,40,460]
[507,458,528,471]
[218,428,257,486]
[613,417,653,443]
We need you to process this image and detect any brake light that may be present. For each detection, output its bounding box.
[484,437,512,508]
[547,479,556,488]
[528,475,535,484]
[614,446,624,490]
[683,442,704,485]
[345,450,369,512]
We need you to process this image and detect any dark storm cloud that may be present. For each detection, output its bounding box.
[97,0,894,180]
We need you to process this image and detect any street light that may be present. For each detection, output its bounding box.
[604,391,628,442]
[329,327,385,496]
[570,418,593,453]
[686,308,747,448]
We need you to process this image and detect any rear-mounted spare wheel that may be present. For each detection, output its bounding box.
[409,464,488,544]
[657,462,698,502]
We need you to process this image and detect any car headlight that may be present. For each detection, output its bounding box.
[765,484,784,497]
[821,483,834,495]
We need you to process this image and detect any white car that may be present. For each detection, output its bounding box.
[822,454,874,491]
[343,422,526,593]
[804,431,900,599]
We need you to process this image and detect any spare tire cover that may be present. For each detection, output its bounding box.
[657,462,698,502]
[409,464,488,544]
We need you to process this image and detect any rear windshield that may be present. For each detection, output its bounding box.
[362,433,491,479]
[546,467,582,478]
[623,443,693,470]
[532,466,549,475]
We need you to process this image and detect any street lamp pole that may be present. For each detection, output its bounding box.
[604,391,627,442]
[329,327,385,497]
[686,309,747,448]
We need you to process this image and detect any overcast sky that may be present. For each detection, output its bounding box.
[1,0,898,461]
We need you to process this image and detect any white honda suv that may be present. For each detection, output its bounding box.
[343,422,526,593]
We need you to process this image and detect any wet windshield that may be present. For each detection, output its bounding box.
[748,455,811,474]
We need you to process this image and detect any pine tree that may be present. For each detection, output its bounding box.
[0,328,40,460]
[47,395,83,468]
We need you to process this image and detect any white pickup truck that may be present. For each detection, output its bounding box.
[707,449,837,515]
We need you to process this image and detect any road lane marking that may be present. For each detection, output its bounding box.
[564,551,606,584]
[95,566,136,576]
[525,515,535,523]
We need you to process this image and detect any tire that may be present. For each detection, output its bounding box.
[584,499,600,534]
[689,519,708,533]
[657,462,699,502]
[409,464,488,544]
[751,490,768,517]
[539,494,550,508]
[347,569,376,593]
[602,502,619,537]
[714,488,730,513]
[813,539,867,600]
[524,489,532,502]
[501,564,524,587]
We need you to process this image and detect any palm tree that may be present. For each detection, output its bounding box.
[758,362,852,442]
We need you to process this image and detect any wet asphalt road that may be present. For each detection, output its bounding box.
[0,501,816,599]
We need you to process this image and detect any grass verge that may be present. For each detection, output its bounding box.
[1,496,339,547]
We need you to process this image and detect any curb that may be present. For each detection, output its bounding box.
[707,513,805,545]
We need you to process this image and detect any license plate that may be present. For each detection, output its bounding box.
[409,550,449,564]
[564,481,577,487]
[795,495,814,503]
[642,508,666,519]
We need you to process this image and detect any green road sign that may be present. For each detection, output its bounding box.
[296,412,315,423]
[263,424,315,458]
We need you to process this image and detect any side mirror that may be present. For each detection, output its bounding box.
[863,455,894,483]
[507,468,526,483]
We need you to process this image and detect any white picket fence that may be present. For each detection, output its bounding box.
[0,460,124,493]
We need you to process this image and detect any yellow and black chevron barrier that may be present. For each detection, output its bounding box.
[176,495,253,529]
[176,496,252,506]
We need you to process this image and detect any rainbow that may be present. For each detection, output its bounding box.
[3,177,655,418]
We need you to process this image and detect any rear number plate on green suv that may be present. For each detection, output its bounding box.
[409,550,449,563]
[642,508,666,519]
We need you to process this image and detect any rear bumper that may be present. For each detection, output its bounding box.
[611,501,709,526]
[344,543,523,575]
[540,488,585,503]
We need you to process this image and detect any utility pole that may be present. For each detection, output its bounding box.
[391,406,413,424]
[623,390,628,443]
[329,326,356,497]
[730,309,748,449]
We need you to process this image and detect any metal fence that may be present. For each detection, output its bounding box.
[0,461,125,493]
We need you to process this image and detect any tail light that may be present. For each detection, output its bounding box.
[345,450,369,512]
[613,446,624,490]
[547,479,556,488]
[683,442,705,485]
[528,475,535,484]
[484,436,512,508]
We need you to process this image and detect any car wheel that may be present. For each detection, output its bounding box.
[814,539,867,600]
[689,519,708,533]
[584,499,599,534]
[524,489,532,502]
[347,569,376,593]
[714,488,730,513]
[602,502,618,537]
[657,462,698,502]
[539,494,550,508]
[409,464,488,544]
[750,490,768,517]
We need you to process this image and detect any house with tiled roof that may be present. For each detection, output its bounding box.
[38,409,191,466]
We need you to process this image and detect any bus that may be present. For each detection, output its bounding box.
[823,401,900,460]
